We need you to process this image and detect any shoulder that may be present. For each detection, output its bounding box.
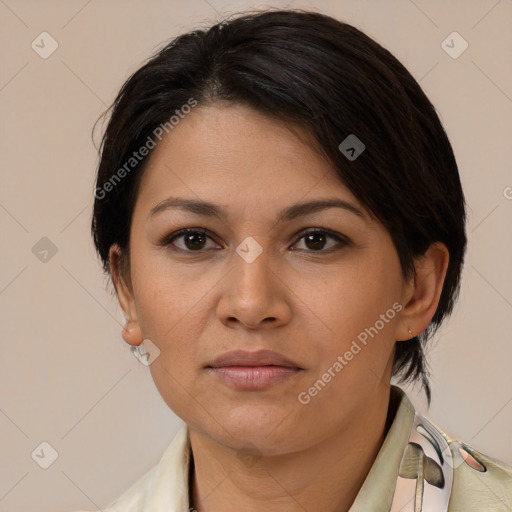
[68,464,160,512]
[445,435,512,511]
[67,425,191,512]
[394,388,512,512]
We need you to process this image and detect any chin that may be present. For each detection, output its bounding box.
[209,404,299,448]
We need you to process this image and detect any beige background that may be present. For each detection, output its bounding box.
[0,0,511,510]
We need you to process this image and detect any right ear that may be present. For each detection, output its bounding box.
[109,244,143,347]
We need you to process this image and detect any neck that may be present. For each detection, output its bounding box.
[188,385,394,512]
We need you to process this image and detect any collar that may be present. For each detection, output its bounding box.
[348,385,417,511]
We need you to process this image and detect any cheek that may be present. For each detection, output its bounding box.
[298,261,402,421]
[308,253,403,353]
[136,276,205,416]
[130,251,204,337]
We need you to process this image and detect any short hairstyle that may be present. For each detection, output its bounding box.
[91,9,467,403]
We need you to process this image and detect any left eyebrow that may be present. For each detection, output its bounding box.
[277,198,364,222]
[148,196,364,222]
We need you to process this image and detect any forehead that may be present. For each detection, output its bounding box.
[133,103,363,219]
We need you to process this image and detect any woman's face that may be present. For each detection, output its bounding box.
[117,103,413,454]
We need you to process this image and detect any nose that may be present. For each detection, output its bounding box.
[216,241,292,330]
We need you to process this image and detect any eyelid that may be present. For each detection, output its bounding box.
[292,227,351,247]
[158,228,218,248]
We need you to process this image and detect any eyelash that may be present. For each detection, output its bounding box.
[158,227,351,254]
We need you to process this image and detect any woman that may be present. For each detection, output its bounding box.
[81,9,512,512]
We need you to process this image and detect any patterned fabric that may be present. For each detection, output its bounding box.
[71,386,512,511]
[392,412,453,511]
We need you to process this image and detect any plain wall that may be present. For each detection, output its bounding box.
[0,0,511,510]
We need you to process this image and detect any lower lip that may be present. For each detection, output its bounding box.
[209,366,301,390]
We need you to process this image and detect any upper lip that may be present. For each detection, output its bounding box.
[207,349,301,368]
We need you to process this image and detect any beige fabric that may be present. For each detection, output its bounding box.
[444,438,512,511]
[71,386,512,511]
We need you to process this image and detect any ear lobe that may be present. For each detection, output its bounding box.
[396,242,450,341]
[109,244,143,347]
[121,320,143,347]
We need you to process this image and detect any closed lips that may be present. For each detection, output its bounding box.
[207,349,301,369]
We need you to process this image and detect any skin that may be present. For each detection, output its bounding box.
[110,102,449,512]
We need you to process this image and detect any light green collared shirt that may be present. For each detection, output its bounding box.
[73,386,512,511]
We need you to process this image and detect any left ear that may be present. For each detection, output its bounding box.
[396,242,450,341]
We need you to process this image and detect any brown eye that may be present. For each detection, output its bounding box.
[161,229,220,252]
[181,232,207,250]
[304,232,329,251]
[292,229,350,252]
